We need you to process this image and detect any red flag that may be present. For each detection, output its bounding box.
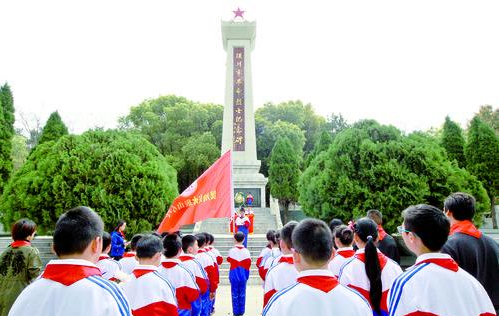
[157,150,233,233]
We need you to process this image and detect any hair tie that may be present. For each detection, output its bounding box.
[367,235,373,241]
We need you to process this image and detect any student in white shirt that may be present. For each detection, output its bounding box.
[263,218,372,316]
[388,204,496,316]
[119,234,143,275]
[328,225,355,277]
[338,218,402,316]
[9,206,131,316]
[96,231,123,282]
[263,221,298,307]
[121,234,178,316]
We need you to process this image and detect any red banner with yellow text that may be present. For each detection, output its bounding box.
[157,150,233,233]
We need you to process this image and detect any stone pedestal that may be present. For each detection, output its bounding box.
[221,19,268,207]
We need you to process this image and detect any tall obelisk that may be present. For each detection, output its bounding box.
[221,8,268,207]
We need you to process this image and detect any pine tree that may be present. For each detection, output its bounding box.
[466,116,499,228]
[441,116,466,168]
[269,137,301,223]
[38,111,69,145]
[0,83,15,193]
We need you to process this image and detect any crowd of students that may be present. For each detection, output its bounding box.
[0,192,497,316]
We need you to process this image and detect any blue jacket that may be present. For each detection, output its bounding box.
[110,231,125,257]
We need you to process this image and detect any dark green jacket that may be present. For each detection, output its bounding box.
[0,243,42,316]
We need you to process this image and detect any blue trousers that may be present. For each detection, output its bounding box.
[191,297,202,316]
[231,280,247,315]
[236,225,249,248]
[200,291,211,316]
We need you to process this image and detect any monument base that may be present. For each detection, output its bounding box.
[233,159,268,208]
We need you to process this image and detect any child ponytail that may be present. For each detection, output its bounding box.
[354,218,382,315]
[365,235,382,314]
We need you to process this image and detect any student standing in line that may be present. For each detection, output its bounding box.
[227,232,251,316]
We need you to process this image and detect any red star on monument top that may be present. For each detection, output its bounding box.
[233,7,245,20]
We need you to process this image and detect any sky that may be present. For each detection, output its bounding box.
[1,0,498,135]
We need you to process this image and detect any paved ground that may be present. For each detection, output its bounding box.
[214,285,264,316]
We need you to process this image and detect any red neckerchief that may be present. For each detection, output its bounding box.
[278,255,294,264]
[179,255,194,262]
[417,257,459,272]
[297,275,339,293]
[161,261,179,269]
[42,264,101,286]
[132,268,156,278]
[450,220,482,238]
[336,249,355,258]
[198,249,206,253]
[355,252,388,269]
[10,241,31,248]
[377,225,387,241]
[119,231,126,239]
[235,245,245,249]
[98,254,110,261]
[123,252,136,258]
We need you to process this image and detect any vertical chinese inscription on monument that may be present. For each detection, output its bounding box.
[233,47,245,151]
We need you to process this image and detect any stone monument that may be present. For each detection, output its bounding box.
[221,9,268,207]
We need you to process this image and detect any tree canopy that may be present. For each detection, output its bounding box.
[0,130,178,235]
[465,116,499,228]
[38,111,69,145]
[299,120,490,232]
[440,116,465,168]
[0,83,15,194]
[119,95,223,191]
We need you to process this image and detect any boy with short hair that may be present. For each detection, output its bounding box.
[179,235,208,316]
[441,192,499,312]
[227,232,251,316]
[263,221,299,307]
[159,234,200,316]
[263,218,372,316]
[388,204,496,316]
[96,231,123,281]
[119,234,143,275]
[194,233,218,316]
[9,206,132,316]
[121,234,178,316]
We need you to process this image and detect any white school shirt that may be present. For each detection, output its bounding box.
[119,252,138,275]
[121,265,178,316]
[338,248,402,314]
[235,215,250,226]
[257,247,272,269]
[263,254,298,307]
[328,247,355,277]
[262,250,282,280]
[388,253,496,316]
[196,249,218,293]
[96,254,122,281]
[262,269,372,316]
[209,246,223,266]
[179,254,209,295]
[8,259,131,316]
[159,258,200,311]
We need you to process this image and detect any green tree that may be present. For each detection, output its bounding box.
[119,95,223,192]
[38,111,69,145]
[440,116,466,168]
[299,120,490,232]
[326,112,349,137]
[0,83,15,193]
[269,137,301,223]
[11,134,28,172]
[0,130,178,235]
[476,105,499,137]
[256,118,305,176]
[304,130,334,168]
[256,100,325,155]
[465,116,499,228]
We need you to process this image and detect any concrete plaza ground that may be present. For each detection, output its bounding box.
[214,285,264,316]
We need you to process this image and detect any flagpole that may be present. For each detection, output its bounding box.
[229,149,236,234]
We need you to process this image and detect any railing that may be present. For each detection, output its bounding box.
[269,195,283,229]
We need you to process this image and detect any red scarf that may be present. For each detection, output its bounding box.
[132,268,155,278]
[336,249,355,258]
[161,261,179,269]
[43,264,101,286]
[449,220,482,238]
[123,252,136,258]
[377,225,387,241]
[297,275,339,293]
[355,252,388,269]
[278,255,294,264]
[10,241,31,248]
[417,257,459,272]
